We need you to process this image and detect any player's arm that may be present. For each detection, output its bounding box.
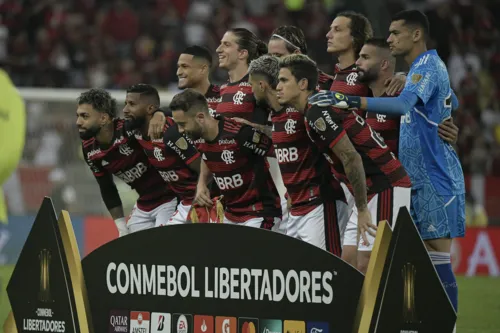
[82,147,128,236]
[305,107,368,211]
[195,160,213,207]
[236,124,275,157]
[232,117,273,137]
[163,123,201,174]
[148,109,169,139]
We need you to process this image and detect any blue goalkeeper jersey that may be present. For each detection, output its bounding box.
[400,50,465,195]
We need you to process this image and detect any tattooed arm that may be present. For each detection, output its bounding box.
[330,135,367,211]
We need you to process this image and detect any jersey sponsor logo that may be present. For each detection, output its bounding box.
[154,147,165,161]
[114,136,126,145]
[417,72,432,95]
[233,91,246,105]
[242,142,267,156]
[285,107,298,113]
[346,72,358,86]
[275,147,298,163]
[411,74,423,84]
[119,144,134,156]
[159,170,179,182]
[87,149,102,158]
[221,150,235,164]
[175,137,188,150]
[206,97,222,103]
[218,139,236,145]
[238,82,251,87]
[167,141,187,160]
[401,112,411,124]
[284,119,297,135]
[321,111,338,131]
[214,174,243,190]
[152,138,163,144]
[115,162,148,183]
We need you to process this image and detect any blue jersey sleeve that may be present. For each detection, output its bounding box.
[405,60,439,105]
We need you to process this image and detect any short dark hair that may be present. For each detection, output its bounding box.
[169,88,208,115]
[392,9,430,39]
[249,55,280,89]
[229,28,268,64]
[337,11,373,56]
[271,26,307,54]
[77,88,117,118]
[365,37,390,50]
[126,83,160,106]
[182,45,213,67]
[279,54,318,91]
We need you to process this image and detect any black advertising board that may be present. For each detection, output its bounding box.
[6,197,91,333]
[81,224,365,333]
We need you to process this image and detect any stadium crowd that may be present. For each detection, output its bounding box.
[1,0,499,223]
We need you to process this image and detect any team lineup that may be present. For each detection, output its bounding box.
[76,9,464,329]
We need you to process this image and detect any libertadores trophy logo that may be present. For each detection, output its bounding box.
[38,248,52,303]
[401,262,418,324]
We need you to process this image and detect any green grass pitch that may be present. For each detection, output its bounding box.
[0,265,498,332]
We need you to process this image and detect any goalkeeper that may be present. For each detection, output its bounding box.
[0,69,26,224]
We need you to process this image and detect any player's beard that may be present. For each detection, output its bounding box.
[79,125,101,140]
[186,122,204,140]
[357,67,379,84]
[255,95,271,111]
[125,116,146,130]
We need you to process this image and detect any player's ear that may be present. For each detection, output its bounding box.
[238,49,249,61]
[413,28,422,42]
[298,78,308,91]
[146,104,156,116]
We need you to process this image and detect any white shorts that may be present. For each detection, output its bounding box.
[165,201,192,225]
[286,201,345,255]
[127,198,178,233]
[224,216,281,230]
[272,197,289,234]
[343,187,411,251]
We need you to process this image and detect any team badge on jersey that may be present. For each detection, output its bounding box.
[175,137,188,150]
[252,132,261,143]
[314,118,326,131]
[411,74,423,83]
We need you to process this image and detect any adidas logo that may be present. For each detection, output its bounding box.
[202,153,207,160]
[427,225,437,233]
[102,160,109,166]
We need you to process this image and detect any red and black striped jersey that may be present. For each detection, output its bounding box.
[365,92,401,156]
[197,117,281,222]
[82,119,175,212]
[330,63,371,117]
[317,70,334,91]
[216,74,269,125]
[271,106,344,215]
[131,117,200,205]
[304,105,411,199]
[205,84,221,117]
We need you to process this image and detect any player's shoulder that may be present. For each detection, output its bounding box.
[206,84,221,99]
[221,116,244,134]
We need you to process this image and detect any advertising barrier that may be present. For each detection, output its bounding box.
[5,198,457,333]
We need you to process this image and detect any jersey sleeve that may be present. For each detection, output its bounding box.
[236,125,274,157]
[305,105,346,149]
[82,145,122,210]
[163,122,200,165]
[404,58,439,105]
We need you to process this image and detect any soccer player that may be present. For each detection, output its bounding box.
[123,84,201,225]
[77,89,177,236]
[268,26,334,90]
[170,89,282,229]
[248,55,343,255]
[311,10,464,313]
[215,28,269,129]
[279,54,412,273]
[355,38,459,154]
[177,46,221,115]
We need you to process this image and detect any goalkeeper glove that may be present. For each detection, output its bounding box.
[114,217,129,237]
[308,90,361,109]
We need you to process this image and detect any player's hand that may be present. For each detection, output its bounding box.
[195,184,213,207]
[232,117,252,126]
[308,91,350,108]
[357,209,376,246]
[438,118,459,144]
[148,111,166,139]
[384,73,406,96]
[114,218,129,237]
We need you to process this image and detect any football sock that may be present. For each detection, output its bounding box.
[429,251,458,312]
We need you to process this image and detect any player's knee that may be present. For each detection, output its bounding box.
[341,245,357,267]
[424,238,452,253]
